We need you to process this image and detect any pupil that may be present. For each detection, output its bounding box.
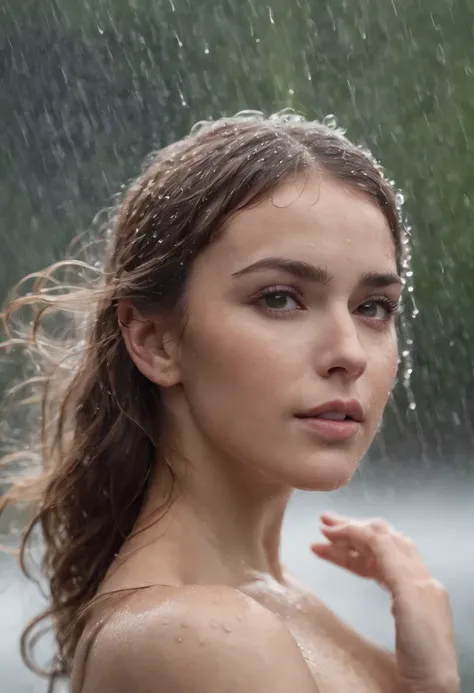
[361,302,376,316]
[266,293,287,309]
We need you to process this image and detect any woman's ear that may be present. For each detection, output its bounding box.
[117,300,182,387]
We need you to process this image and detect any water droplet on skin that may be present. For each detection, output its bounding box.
[295,603,303,611]
[162,619,169,626]
[181,621,188,628]
[223,623,232,633]
[176,635,183,643]
[210,620,218,628]
[236,613,243,621]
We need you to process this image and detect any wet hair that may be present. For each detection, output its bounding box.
[0,110,406,688]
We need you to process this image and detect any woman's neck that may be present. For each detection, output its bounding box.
[122,449,293,588]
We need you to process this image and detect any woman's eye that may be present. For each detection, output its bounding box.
[260,291,300,312]
[358,300,395,320]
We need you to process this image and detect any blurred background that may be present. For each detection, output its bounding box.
[0,0,473,690]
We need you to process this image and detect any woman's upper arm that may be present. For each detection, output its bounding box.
[82,587,318,693]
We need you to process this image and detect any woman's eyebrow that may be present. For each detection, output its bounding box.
[358,272,403,289]
[231,257,402,289]
[231,257,330,284]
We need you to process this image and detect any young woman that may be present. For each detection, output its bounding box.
[1,112,459,693]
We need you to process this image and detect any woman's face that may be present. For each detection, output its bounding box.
[173,174,401,491]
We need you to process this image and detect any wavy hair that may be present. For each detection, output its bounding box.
[0,110,405,689]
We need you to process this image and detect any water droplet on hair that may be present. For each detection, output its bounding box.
[323,114,337,129]
[408,402,417,411]
[395,191,405,206]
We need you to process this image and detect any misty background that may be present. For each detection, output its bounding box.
[0,1,473,691]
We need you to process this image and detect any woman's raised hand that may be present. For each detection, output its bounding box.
[311,512,460,693]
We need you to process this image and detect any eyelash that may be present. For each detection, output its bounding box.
[255,285,402,321]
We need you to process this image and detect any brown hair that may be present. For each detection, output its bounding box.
[0,110,405,689]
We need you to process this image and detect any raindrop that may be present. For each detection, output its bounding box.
[408,402,417,411]
[268,7,275,24]
[436,44,446,65]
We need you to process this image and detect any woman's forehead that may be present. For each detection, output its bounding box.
[209,177,397,272]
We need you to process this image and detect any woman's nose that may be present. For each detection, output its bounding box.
[315,312,368,380]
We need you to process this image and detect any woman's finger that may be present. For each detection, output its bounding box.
[320,511,349,526]
[320,522,373,555]
[310,542,372,578]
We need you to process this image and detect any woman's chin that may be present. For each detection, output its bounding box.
[287,456,359,492]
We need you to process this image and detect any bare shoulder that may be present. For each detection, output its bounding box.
[81,584,318,693]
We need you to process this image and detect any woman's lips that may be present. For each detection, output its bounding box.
[295,416,361,441]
